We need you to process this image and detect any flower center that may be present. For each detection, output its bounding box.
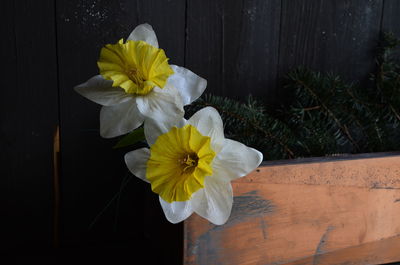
[146,125,216,203]
[98,39,174,96]
[126,67,146,87]
[179,153,199,173]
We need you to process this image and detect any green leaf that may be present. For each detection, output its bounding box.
[113,127,145,149]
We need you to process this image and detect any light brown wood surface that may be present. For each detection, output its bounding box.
[184,153,400,265]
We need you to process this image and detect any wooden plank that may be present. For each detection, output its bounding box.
[135,0,186,66]
[186,0,281,102]
[185,0,224,96]
[381,0,400,70]
[57,0,134,247]
[282,235,400,265]
[278,0,383,100]
[56,0,185,263]
[241,152,400,188]
[0,0,58,250]
[222,0,281,104]
[184,153,400,265]
[381,0,400,36]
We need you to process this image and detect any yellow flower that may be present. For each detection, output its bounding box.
[97,39,174,95]
[74,24,207,138]
[125,107,263,225]
[147,125,216,203]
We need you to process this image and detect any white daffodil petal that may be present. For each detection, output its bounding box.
[100,98,144,138]
[144,116,186,146]
[213,139,263,182]
[74,75,132,106]
[143,118,170,146]
[124,148,150,183]
[193,177,233,225]
[127,23,159,48]
[168,65,207,105]
[136,85,184,126]
[159,197,195,224]
[188,107,225,153]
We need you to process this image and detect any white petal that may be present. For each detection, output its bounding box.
[188,107,225,153]
[193,177,233,225]
[100,98,144,138]
[144,116,186,146]
[159,197,195,224]
[143,117,169,146]
[167,65,207,105]
[124,148,150,183]
[213,139,263,181]
[136,85,184,128]
[74,75,132,106]
[127,23,158,48]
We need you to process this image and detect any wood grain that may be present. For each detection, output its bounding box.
[278,0,383,101]
[222,0,281,103]
[56,1,185,263]
[186,0,281,103]
[184,153,400,265]
[56,0,140,246]
[1,0,58,252]
[381,0,400,61]
[382,0,400,36]
[185,0,224,96]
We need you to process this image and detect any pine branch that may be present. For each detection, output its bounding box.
[186,95,298,159]
[186,31,400,160]
[296,78,360,151]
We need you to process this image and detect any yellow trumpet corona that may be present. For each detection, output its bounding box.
[146,125,216,203]
[97,39,174,95]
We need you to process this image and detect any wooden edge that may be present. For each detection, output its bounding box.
[235,152,400,188]
[53,125,60,248]
[184,153,400,265]
[260,152,400,167]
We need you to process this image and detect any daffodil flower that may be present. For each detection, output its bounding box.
[74,24,206,138]
[124,107,263,225]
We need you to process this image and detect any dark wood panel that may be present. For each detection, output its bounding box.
[136,0,186,66]
[186,0,281,103]
[381,0,400,74]
[278,0,384,100]
[57,0,134,246]
[222,0,281,104]
[56,0,185,263]
[185,0,224,96]
[0,0,19,252]
[0,0,58,251]
[382,0,400,39]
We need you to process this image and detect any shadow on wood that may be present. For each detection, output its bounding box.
[184,152,400,265]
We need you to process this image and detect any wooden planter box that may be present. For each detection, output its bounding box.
[184,153,400,265]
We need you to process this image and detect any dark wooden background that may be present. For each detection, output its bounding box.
[2,0,400,264]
